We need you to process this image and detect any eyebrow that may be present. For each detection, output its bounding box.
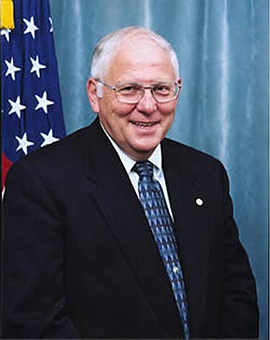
[116,80,175,86]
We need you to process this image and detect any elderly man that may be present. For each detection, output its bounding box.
[2,26,259,339]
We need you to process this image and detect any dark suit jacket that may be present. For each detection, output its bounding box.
[1,118,259,338]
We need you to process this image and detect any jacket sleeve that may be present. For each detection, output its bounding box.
[1,159,79,339]
[219,162,259,338]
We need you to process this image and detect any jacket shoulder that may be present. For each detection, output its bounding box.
[10,121,99,171]
[162,138,222,168]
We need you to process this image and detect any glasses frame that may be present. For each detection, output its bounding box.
[96,79,181,104]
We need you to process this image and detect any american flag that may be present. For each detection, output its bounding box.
[1,0,66,190]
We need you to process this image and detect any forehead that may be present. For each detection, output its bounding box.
[105,36,176,83]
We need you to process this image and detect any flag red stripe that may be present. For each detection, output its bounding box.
[2,152,13,190]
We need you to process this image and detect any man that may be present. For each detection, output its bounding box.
[1,26,259,338]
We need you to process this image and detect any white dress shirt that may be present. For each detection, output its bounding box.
[101,125,174,219]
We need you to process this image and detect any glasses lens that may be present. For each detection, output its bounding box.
[116,84,143,103]
[153,83,178,103]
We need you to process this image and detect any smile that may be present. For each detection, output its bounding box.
[131,121,157,127]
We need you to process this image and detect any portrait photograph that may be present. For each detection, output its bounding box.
[1,0,268,339]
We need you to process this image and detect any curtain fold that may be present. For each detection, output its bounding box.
[50,1,268,338]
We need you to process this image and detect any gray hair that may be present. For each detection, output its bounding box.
[91,26,180,81]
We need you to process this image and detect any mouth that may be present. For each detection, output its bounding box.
[131,121,158,127]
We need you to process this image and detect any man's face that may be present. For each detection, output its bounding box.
[88,36,180,161]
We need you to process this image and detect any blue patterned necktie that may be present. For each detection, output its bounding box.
[133,160,189,340]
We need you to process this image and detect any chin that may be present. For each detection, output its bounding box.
[132,144,158,158]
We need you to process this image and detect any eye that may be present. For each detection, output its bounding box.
[153,84,171,95]
[118,84,141,95]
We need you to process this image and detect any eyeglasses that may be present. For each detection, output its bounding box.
[97,79,181,104]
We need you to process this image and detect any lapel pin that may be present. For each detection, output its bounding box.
[195,198,204,206]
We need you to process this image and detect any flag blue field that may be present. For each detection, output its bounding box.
[1,0,66,189]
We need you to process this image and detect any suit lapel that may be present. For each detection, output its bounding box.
[162,140,210,335]
[83,120,182,336]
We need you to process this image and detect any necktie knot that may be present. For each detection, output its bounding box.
[133,161,153,179]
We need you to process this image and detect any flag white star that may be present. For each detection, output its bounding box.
[8,96,26,118]
[35,91,54,113]
[23,16,39,39]
[1,29,11,42]
[5,58,21,81]
[49,17,53,32]
[16,133,34,155]
[30,55,46,78]
[40,129,59,147]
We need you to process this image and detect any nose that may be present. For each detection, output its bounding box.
[136,89,157,114]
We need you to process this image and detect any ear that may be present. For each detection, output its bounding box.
[176,77,182,98]
[86,77,100,114]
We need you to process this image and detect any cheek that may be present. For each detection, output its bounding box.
[102,95,134,118]
[160,104,177,119]
[111,105,136,120]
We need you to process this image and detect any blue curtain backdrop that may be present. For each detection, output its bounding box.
[50,1,268,338]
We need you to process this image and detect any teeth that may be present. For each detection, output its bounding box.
[133,122,155,127]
